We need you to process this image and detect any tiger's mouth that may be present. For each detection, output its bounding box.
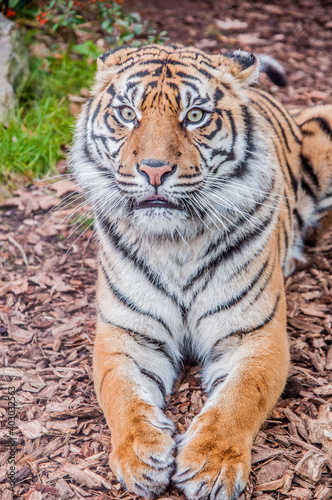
[133,194,184,210]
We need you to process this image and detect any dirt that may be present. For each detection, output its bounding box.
[1,1,332,499]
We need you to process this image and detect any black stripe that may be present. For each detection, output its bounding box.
[207,375,227,396]
[227,251,262,282]
[140,58,188,67]
[178,173,201,179]
[218,109,236,163]
[210,146,229,160]
[301,154,320,189]
[168,82,180,92]
[166,66,172,78]
[116,180,137,187]
[198,117,214,132]
[172,181,201,188]
[181,80,199,92]
[301,178,317,201]
[125,81,138,92]
[214,88,224,105]
[284,192,292,222]
[91,98,102,132]
[82,101,96,163]
[224,105,255,179]
[109,110,125,128]
[197,257,270,323]
[202,117,222,140]
[99,46,135,62]
[99,218,178,303]
[300,116,332,140]
[251,99,298,193]
[103,111,115,134]
[321,190,332,200]
[99,353,167,400]
[293,208,304,230]
[99,351,138,398]
[99,367,114,400]
[202,178,276,258]
[251,90,302,144]
[140,368,167,399]
[107,84,115,96]
[117,168,134,178]
[110,141,126,159]
[317,201,332,213]
[153,66,163,76]
[164,92,176,112]
[177,48,214,63]
[192,141,210,163]
[282,221,289,252]
[244,256,276,308]
[100,260,173,338]
[254,97,292,153]
[196,137,220,150]
[127,70,150,79]
[213,294,281,348]
[146,80,158,90]
[185,208,275,292]
[118,61,141,73]
[198,68,213,79]
[176,71,200,81]
[234,293,281,335]
[98,312,177,367]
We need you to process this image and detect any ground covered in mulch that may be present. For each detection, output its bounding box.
[1,0,332,499]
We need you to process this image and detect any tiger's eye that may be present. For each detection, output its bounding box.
[186,108,204,123]
[120,107,136,122]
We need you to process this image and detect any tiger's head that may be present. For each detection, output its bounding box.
[71,44,274,238]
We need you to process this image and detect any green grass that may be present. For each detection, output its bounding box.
[0,48,98,180]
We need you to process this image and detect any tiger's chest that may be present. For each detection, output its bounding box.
[97,217,278,358]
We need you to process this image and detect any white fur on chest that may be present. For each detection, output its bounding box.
[97,213,276,361]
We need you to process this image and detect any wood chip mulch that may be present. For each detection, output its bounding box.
[1,0,332,497]
[0,175,332,500]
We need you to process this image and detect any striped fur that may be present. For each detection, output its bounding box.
[70,44,332,500]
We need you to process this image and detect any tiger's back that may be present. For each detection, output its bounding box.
[70,44,332,500]
[249,88,332,274]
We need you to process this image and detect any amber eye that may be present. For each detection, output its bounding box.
[186,108,204,123]
[119,107,136,122]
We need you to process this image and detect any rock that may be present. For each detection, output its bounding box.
[0,13,29,123]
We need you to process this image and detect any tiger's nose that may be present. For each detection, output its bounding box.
[138,159,174,187]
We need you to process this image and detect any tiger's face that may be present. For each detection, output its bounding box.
[72,44,271,237]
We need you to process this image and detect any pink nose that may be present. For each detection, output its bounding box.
[139,163,173,186]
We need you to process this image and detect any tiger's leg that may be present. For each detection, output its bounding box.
[173,292,289,500]
[94,320,179,497]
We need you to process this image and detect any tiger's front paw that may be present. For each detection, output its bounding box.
[173,413,251,500]
[110,408,175,498]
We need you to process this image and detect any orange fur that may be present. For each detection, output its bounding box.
[70,44,332,500]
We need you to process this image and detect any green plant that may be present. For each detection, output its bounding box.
[0,1,167,182]
[46,0,84,30]
[72,40,103,59]
[97,1,167,46]
[0,0,38,20]
[1,0,167,46]
[0,49,97,180]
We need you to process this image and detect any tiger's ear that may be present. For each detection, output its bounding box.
[222,50,259,86]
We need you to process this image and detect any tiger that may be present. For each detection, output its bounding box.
[70,44,332,500]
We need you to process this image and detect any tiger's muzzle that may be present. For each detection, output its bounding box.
[137,159,176,187]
